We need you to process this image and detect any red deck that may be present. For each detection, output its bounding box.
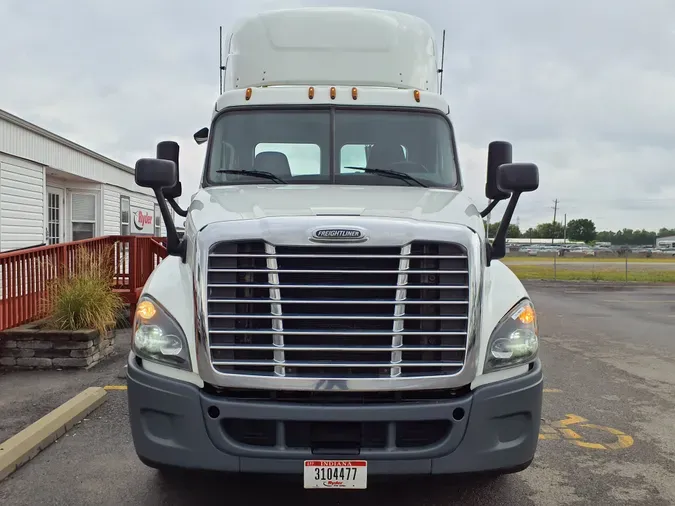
[0,236,167,331]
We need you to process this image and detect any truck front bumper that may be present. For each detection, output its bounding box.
[127,354,543,475]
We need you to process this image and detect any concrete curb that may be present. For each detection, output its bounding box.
[0,387,107,482]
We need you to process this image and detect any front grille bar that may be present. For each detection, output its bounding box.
[208,283,469,290]
[391,244,410,377]
[206,240,471,380]
[208,314,468,320]
[211,360,465,368]
[210,345,466,352]
[209,268,468,275]
[208,299,468,305]
[210,253,468,259]
[210,329,467,336]
[267,243,285,376]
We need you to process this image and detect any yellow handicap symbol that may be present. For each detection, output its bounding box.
[539,414,634,450]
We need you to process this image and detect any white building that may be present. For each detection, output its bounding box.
[656,235,675,249]
[0,108,167,253]
[505,238,583,245]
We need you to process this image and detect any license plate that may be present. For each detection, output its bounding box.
[303,460,367,489]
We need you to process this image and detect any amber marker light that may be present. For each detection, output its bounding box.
[245,88,252,100]
[413,90,421,102]
[352,87,358,100]
[517,305,536,325]
[136,300,157,320]
[330,86,337,100]
[308,86,315,99]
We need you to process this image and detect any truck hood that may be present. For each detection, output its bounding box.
[187,185,483,231]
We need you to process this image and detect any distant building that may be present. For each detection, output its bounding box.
[656,235,675,249]
[505,238,583,245]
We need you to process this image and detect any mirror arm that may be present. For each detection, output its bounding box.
[167,197,188,218]
[479,199,501,218]
[487,191,521,266]
[154,188,186,262]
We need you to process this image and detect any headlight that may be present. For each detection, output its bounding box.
[132,295,191,370]
[484,298,539,373]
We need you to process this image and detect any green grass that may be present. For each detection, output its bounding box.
[505,256,675,263]
[507,264,675,283]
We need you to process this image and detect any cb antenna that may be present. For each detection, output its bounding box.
[219,26,224,94]
[438,29,446,95]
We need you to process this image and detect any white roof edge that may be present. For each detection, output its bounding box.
[0,107,134,175]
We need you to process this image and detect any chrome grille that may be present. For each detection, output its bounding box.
[206,241,470,379]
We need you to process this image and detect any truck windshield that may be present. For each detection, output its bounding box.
[205,108,459,188]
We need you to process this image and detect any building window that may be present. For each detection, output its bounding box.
[71,193,96,241]
[154,204,161,237]
[120,196,130,235]
[46,190,63,245]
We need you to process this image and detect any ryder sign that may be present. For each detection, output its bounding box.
[132,207,155,235]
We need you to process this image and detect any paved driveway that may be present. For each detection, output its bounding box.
[1,282,674,505]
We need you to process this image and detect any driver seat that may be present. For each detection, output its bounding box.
[252,151,292,179]
[366,142,406,168]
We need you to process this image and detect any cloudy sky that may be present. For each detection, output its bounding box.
[1,0,673,232]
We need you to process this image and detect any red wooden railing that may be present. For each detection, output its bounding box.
[0,236,167,331]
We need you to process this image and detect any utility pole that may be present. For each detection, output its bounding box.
[563,213,567,244]
[551,199,559,244]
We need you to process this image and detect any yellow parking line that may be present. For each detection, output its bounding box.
[543,388,562,393]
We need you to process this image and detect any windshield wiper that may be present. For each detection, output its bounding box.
[216,169,287,184]
[343,167,428,188]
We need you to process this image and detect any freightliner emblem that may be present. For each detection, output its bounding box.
[310,227,367,242]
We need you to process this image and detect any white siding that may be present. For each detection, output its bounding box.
[103,185,123,236]
[102,184,167,237]
[0,112,154,198]
[0,157,45,252]
[1,110,172,246]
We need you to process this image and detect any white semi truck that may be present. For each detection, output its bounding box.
[127,7,543,489]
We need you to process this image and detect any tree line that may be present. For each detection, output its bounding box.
[486,218,675,246]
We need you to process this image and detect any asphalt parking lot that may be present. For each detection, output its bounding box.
[1,281,674,505]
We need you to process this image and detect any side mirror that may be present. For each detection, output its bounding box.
[485,141,512,200]
[135,156,184,261]
[156,141,182,199]
[488,161,540,264]
[194,127,209,145]
[135,158,178,189]
[497,162,539,193]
